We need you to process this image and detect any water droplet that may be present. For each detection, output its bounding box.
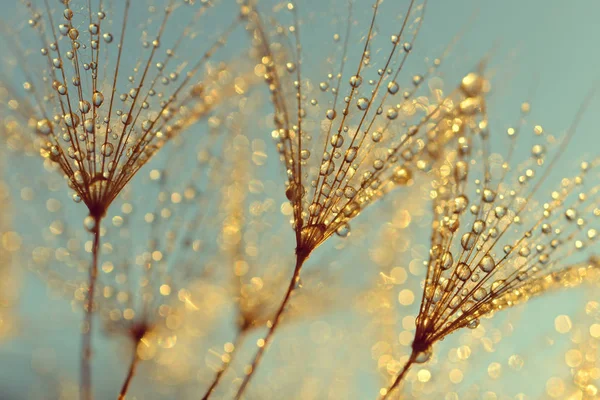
[456,262,472,281]
[349,75,362,88]
[414,346,432,363]
[64,113,80,128]
[531,144,545,159]
[326,109,337,120]
[345,147,358,163]
[79,100,91,113]
[472,219,486,234]
[392,166,412,185]
[453,195,469,214]
[330,134,344,147]
[565,208,577,221]
[84,118,95,133]
[68,28,79,40]
[387,81,399,95]
[357,97,369,110]
[101,143,114,157]
[83,216,97,232]
[93,91,104,107]
[285,183,302,202]
[460,73,484,97]
[482,188,496,203]
[441,251,453,270]
[478,254,495,273]
[336,223,350,237]
[121,113,133,125]
[461,232,476,250]
[371,130,383,142]
[467,318,480,329]
[473,288,487,301]
[36,119,53,135]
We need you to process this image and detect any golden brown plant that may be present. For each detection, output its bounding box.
[199,113,359,399]
[230,0,489,395]
[380,94,600,398]
[0,1,248,397]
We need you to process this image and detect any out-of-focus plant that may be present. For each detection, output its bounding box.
[0,1,251,397]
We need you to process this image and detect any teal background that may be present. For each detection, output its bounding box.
[1,0,600,399]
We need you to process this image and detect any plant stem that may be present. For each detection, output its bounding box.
[380,352,416,400]
[200,331,246,400]
[118,342,141,400]
[233,252,306,400]
[81,217,101,400]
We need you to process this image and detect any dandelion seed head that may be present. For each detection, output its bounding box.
[248,0,488,256]
[1,0,248,218]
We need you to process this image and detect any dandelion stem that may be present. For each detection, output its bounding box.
[118,342,141,400]
[81,216,101,400]
[201,331,246,400]
[233,252,307,400]
[380,352,416,400]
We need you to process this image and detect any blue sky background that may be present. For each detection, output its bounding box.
[2,0,600,399]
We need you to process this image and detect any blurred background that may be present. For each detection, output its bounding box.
[1,0,600,399]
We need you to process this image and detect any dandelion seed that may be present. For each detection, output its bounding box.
[235,0,488,397]
[380,91,600,398]
[1,1,247,398]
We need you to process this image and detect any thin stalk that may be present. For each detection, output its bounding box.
[201,331,246,400]
[233,252,307,400]
[81,216,102,400]
[380,352,417,400]
[118,342,142,400]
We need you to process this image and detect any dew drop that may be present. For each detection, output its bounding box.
[343,147,357,163]
[456,262,472,281]
[392,166,412,185]
[84,119,95,133]
[460,73,484,97]
[461,232,476,250]
[482,188,496,203]
[79,100,91,113]
[349,75,362,88]
[371,130,383,142]
[36,119,53,135]
[414,347,432,364]
[83,216,97,232]
[387,81,399,95]
[467,319,480,329]
[336,223,350,237]
[93,91,104,107]
[478,254,495,273]
[441,251,453,270]
[357,97,369,110]
[64,113,80,128]
[101,143,114,157]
